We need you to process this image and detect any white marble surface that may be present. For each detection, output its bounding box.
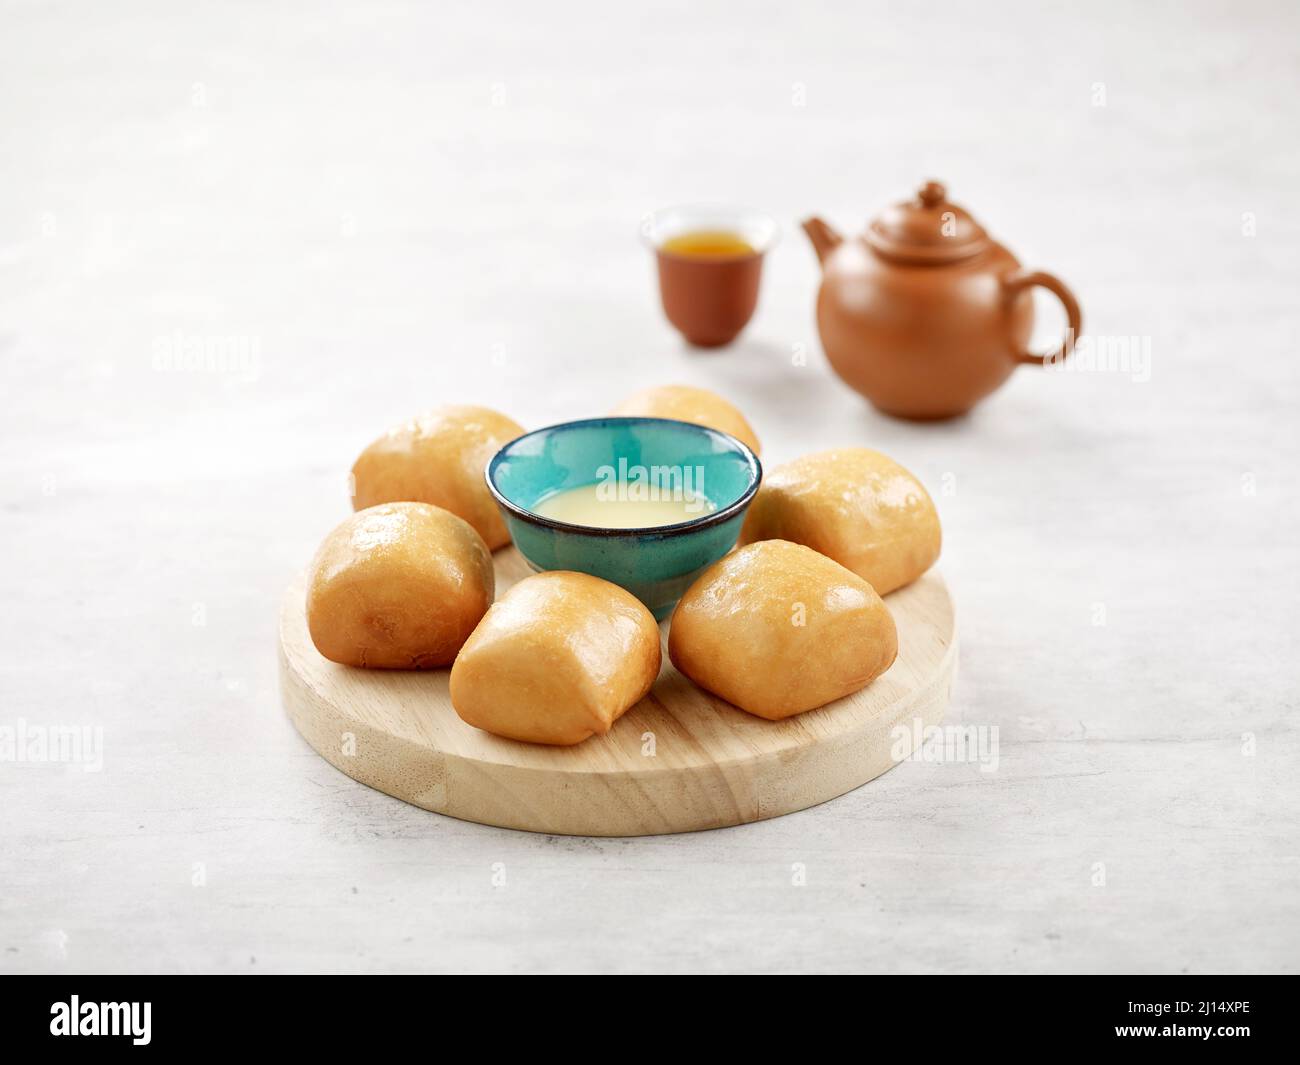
[2,0,1297,974]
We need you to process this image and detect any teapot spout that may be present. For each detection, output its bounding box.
[802,217,843,267]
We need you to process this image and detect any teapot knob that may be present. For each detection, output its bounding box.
[918,181,946,207]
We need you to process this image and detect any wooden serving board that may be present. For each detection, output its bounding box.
[279,548,956,836]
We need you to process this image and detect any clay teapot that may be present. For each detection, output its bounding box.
[804,181,1082,420]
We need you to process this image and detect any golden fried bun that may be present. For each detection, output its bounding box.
[450,571,661,746]
[669,540,897,720]
[306,502,494,669]
[351,405,525,549]
[739,448,940,595]
[611,384,761,455]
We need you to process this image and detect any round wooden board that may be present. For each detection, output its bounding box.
[279,548,957,836]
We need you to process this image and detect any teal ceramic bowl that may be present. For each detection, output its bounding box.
[486,417,762,619]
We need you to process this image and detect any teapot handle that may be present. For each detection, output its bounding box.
[1002,270,1082,366]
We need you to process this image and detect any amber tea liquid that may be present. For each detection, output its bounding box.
[660,230,756,259]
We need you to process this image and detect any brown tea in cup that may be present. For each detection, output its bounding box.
[645,207,777,348]
[660,231,756,258]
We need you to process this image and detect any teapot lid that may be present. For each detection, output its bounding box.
[865,181,990,264]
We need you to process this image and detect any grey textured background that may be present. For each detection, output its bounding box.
[1,0,1297,973]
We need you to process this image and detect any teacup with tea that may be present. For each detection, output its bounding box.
[643,205,778,347]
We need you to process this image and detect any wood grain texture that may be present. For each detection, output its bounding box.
[279,548,956,835]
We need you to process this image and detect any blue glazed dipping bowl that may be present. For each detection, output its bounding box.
[486,417,762,619]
